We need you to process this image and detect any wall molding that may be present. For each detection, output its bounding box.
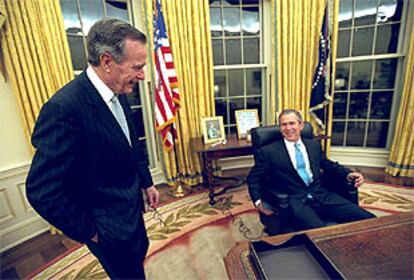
[330,148,389,168]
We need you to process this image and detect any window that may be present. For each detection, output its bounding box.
[60,0,155,167]
[332,0,406,148]
[210,0,266,135]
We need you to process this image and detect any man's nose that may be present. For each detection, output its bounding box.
[136,69,145,80]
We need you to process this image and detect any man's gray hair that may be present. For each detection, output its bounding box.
[87,18,147,66]
[278,109,303,124]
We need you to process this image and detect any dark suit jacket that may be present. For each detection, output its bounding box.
[247,138,351,214]
[26,71,153,244]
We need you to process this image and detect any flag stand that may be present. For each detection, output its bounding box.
[167,123,191,198]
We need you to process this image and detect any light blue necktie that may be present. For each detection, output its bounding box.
[295,143,311,186]
[110,95,131,145]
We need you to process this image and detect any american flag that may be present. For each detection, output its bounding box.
[153,0,179,150]
[309,6,332,131]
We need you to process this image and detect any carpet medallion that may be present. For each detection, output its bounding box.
[27,183,414,280]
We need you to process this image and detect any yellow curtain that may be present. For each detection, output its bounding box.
[325,0,339,157]
[270,0,276,124]
[0,0,6,78]
[385,22,414,178]
[143,0,215,186]
[276,0,326,119]
[0,1,5,28]
[1,0,73,152]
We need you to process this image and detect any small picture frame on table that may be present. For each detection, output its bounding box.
[201,116,226,144]
[235,109,259,139]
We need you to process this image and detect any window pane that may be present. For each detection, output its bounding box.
[213,39,224,65]
[210,7,223,37]
[226,39,242,64]
[60,0,82,33]
[228,69,244,97]
[67,35,87,70]
[127,84,141,105]
[242,0,259,4]
[346,122,366,146]
[246,68,261,95]
[337,30,351,58]
[210,0,222,5]
[373,59,397,89]
[223,7,241,36]
[106,1,128,21]
[214,70,227,98]
[338,0,353,28]
[349,92,369,119]
[370,91,393,119]
[375,24,400,54]
[224,0,240,6]
[354,0,377,26]
[335,62,350,90]
[332,122,345,146]
[228,125,237,135]
[215,99,228,123]
[352,27,374,56]
[351,61,372,89]
[246,97,262,120]
[377,0,403,23]
[80,0,104,34]
[366,122,389,147]
[242,7,259,35]
[243,38,260,64]
[229,99,244,123]
[333,92,347,118]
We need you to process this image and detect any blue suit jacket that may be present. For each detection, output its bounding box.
[247,138,351,213]
[26,72,153,244]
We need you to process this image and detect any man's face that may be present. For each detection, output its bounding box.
[279,113,304,142]
[107,39,147,94]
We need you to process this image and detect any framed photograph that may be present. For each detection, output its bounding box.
[235,109,259,139]
[201,116,226,144]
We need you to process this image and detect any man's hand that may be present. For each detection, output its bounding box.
[257,202,274,216]
[347,172,364,188]
[145,185,160,208]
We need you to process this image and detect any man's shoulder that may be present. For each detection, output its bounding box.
[48,72,91,105]
[258,140,284,154]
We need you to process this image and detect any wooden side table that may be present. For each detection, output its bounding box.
[190,135,253,205]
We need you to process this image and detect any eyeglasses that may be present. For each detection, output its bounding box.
[149,206,168,228]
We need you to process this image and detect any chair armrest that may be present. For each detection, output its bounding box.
[322,173,359,204]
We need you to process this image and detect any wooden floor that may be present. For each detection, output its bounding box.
[1,167,413,279]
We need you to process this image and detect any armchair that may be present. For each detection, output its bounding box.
[249,122,358,235]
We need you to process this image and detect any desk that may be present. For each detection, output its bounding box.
[224,212,414,279]
[190,135,253,205]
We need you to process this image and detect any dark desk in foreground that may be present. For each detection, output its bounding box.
[224,212,414,279]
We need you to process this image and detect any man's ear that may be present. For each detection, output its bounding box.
[100,53,113,73]
[298,120,305,131]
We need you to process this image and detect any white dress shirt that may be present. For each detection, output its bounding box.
[86,66,116,112]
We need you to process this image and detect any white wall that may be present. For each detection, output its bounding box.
[0,77,32,171]
[0,77,49,253]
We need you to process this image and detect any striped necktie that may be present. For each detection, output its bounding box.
[110,95,131,145]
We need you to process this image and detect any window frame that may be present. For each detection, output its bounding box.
[330,0,413,166]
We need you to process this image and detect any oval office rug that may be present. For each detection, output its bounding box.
[26,182,414,280]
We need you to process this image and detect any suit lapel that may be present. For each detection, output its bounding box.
[277,140,311,186]
[80,72,133,151]
[303,139,318,177]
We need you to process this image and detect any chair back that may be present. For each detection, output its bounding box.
[251,122,314,149]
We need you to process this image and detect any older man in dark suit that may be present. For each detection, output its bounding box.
[248,109,374,234]
[26,19,159,279]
